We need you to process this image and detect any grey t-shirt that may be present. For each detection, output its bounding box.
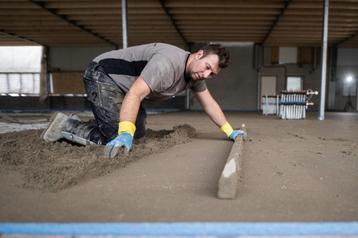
[93,43,206,101]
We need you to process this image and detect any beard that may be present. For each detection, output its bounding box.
[191,72,201,81]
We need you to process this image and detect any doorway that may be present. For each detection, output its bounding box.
[260,76,277,110]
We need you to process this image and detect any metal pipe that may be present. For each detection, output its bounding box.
[6,73,9,92]
[39,46,49,100]
[356,78,358,111]
[185,89,190,110]
[121,0,128,49]
[257,69,262,111]
[19,73,23,94]
[319,0,329,120]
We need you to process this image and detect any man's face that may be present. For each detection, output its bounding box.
[187,50,221,81]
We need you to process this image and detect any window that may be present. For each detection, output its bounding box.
[279,47,297,64]
[343,75,356,96]
[287,76,303,91]
[0,46,42,95]
[0,73,40,95]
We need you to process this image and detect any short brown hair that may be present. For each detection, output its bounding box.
[202,44,230,68]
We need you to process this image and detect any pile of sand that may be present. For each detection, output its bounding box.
[0,125,196,192]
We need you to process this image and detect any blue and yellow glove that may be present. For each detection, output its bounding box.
[220,122,247,141]
[104,121,136,159]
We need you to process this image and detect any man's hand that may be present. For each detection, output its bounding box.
[108,132,133,150]
[104,132,133,158]
[104,121,136,159]
[229,129,247,141]
[220,122,247,141]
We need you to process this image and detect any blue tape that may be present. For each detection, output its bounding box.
[1,222,358,236]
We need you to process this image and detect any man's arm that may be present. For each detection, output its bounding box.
[194,88,227,127]
[104,76,150,157]
[120,76,151,123]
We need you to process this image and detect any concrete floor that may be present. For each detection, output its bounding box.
[0,111,357,222]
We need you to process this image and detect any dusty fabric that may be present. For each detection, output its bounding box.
[92,43,206,101]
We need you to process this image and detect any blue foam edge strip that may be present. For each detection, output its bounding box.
[1,222,358,236]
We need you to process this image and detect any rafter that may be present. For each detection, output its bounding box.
[29,0,118,48]
[0,29,45,46]
[262,0,293,44]
[334,32,357,46]
[159,0,188,48]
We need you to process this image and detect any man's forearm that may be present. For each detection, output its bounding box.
[119,76,151,124]
[119,91,141,123]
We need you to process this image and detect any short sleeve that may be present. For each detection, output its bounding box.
[140,54,175,93]
[190,80,207,92]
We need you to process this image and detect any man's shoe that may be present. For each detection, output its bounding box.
[41,112,69,142]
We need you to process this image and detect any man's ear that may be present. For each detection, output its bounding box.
[196,50,204,59]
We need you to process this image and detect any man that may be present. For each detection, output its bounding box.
[42,43,245,158]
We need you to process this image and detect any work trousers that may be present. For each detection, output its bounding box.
[82,62,146,144]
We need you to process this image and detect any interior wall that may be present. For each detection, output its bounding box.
[49,47,114,71]
[260,64,321,111]
[191,44,323,112]
[45,45,358,112]
[191,45,258,111]
[47,46,114,94]
[334,48,358,111]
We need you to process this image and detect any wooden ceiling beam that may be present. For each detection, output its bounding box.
[289,1,358,9]
[53,8,281,15]
[44,2,162,8]
[0,29,45,46]
[262,0,293,44]
[276,24,358,28]
[277,23,358,27]
[0,17,358,27]
[29,0,118,48]
[70,15,278,20]
[159,0,188,47]
[165,1,283,8]
[176,21,273,25]
[285,10,358,16]
[334,31,357,46]
[0,10,49,15]
[171,9,281,14]
[56,9,163,15]
[0,0,357,47]
[0,3,38,9]
[184,33,264,36]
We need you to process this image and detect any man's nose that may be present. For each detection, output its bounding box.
[203,70,212,78]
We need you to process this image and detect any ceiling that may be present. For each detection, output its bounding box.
[0,0,357,49]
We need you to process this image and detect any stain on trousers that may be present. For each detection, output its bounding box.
[83,62,146,144]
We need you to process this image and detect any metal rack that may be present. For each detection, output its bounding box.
[262,90,318,119]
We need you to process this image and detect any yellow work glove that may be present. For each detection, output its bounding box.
[220,122,246,141]
[118,121,136,137]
